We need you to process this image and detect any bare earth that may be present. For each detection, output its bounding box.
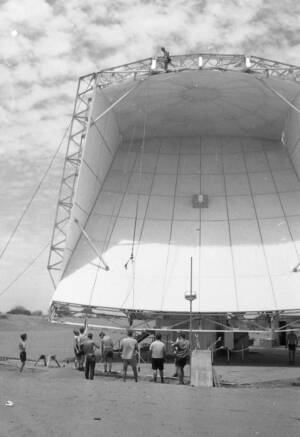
[0,315,299,437]
[0,362,300,437]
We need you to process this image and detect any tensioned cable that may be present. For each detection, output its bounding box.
[256,77,300,113]
[102,122,140,255]
[65,81,145,311]
[0,76,131,308]
[91,82,142,125]
[86,114,141,308]
[239,137,278,311]
[159,141,181,311]
[74,84,141,247]
[117,132,144,308]
[89,85,138,157]
[219,137,240,312]
[0,123,70,263]
[87,173,137,309]
[74,219,109,271]
[0,74,96,298]
[51,319,299,333]
[120,150,161,311]
[121,78,150,309]
[130,82,148,263]
[0,242,50,298]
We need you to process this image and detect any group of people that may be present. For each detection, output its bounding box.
[18,329,300,380]
[73,328,140,381]
[73,327,191,384]
[73,328,114,380]
[149,332,190,384]
[18,333,62,372]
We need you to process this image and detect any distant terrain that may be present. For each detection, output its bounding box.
[0,314,130,361]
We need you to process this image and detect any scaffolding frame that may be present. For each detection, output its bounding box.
[47,53,300,287]
[49,299,300,334]
[47,75,95,285]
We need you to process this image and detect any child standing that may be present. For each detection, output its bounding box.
[19,333,27,372]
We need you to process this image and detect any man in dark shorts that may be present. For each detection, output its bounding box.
[287,331,298,364]
[172,333,190,385]
[99,331,114,373]
[149,333,166,383]
[82,333,99,380]
[19,333,27,372]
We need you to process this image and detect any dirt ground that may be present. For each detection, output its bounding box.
[0,315,300,436]
[0,360,300,437]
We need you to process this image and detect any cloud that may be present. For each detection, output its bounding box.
[4,3,300,142]
[1,0,300,157]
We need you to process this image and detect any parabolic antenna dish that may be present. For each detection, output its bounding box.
[48,54,300,319]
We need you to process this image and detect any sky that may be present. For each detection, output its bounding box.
[0,0,300,313]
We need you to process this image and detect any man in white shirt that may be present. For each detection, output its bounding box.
[120,330,138,382]
[149,333,166,383]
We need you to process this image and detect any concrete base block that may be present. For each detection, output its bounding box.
[190,350,213,387]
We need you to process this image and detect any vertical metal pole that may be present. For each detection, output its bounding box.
[137,344,141,371]
[189,257,193,349]
[189,257,193,384]
[185,256,196,384]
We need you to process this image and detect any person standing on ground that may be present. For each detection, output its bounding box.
[286,331,298,364]
[160,47,172,72]
[99,331,114,373]
[120,330,139,382]
[78,323,88,371]
[172,333,190,385]
[82,333,99,380]
[171,331,182,377]
[19,333,27,373]
[73,330,80,369]
[149,333,166,383]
